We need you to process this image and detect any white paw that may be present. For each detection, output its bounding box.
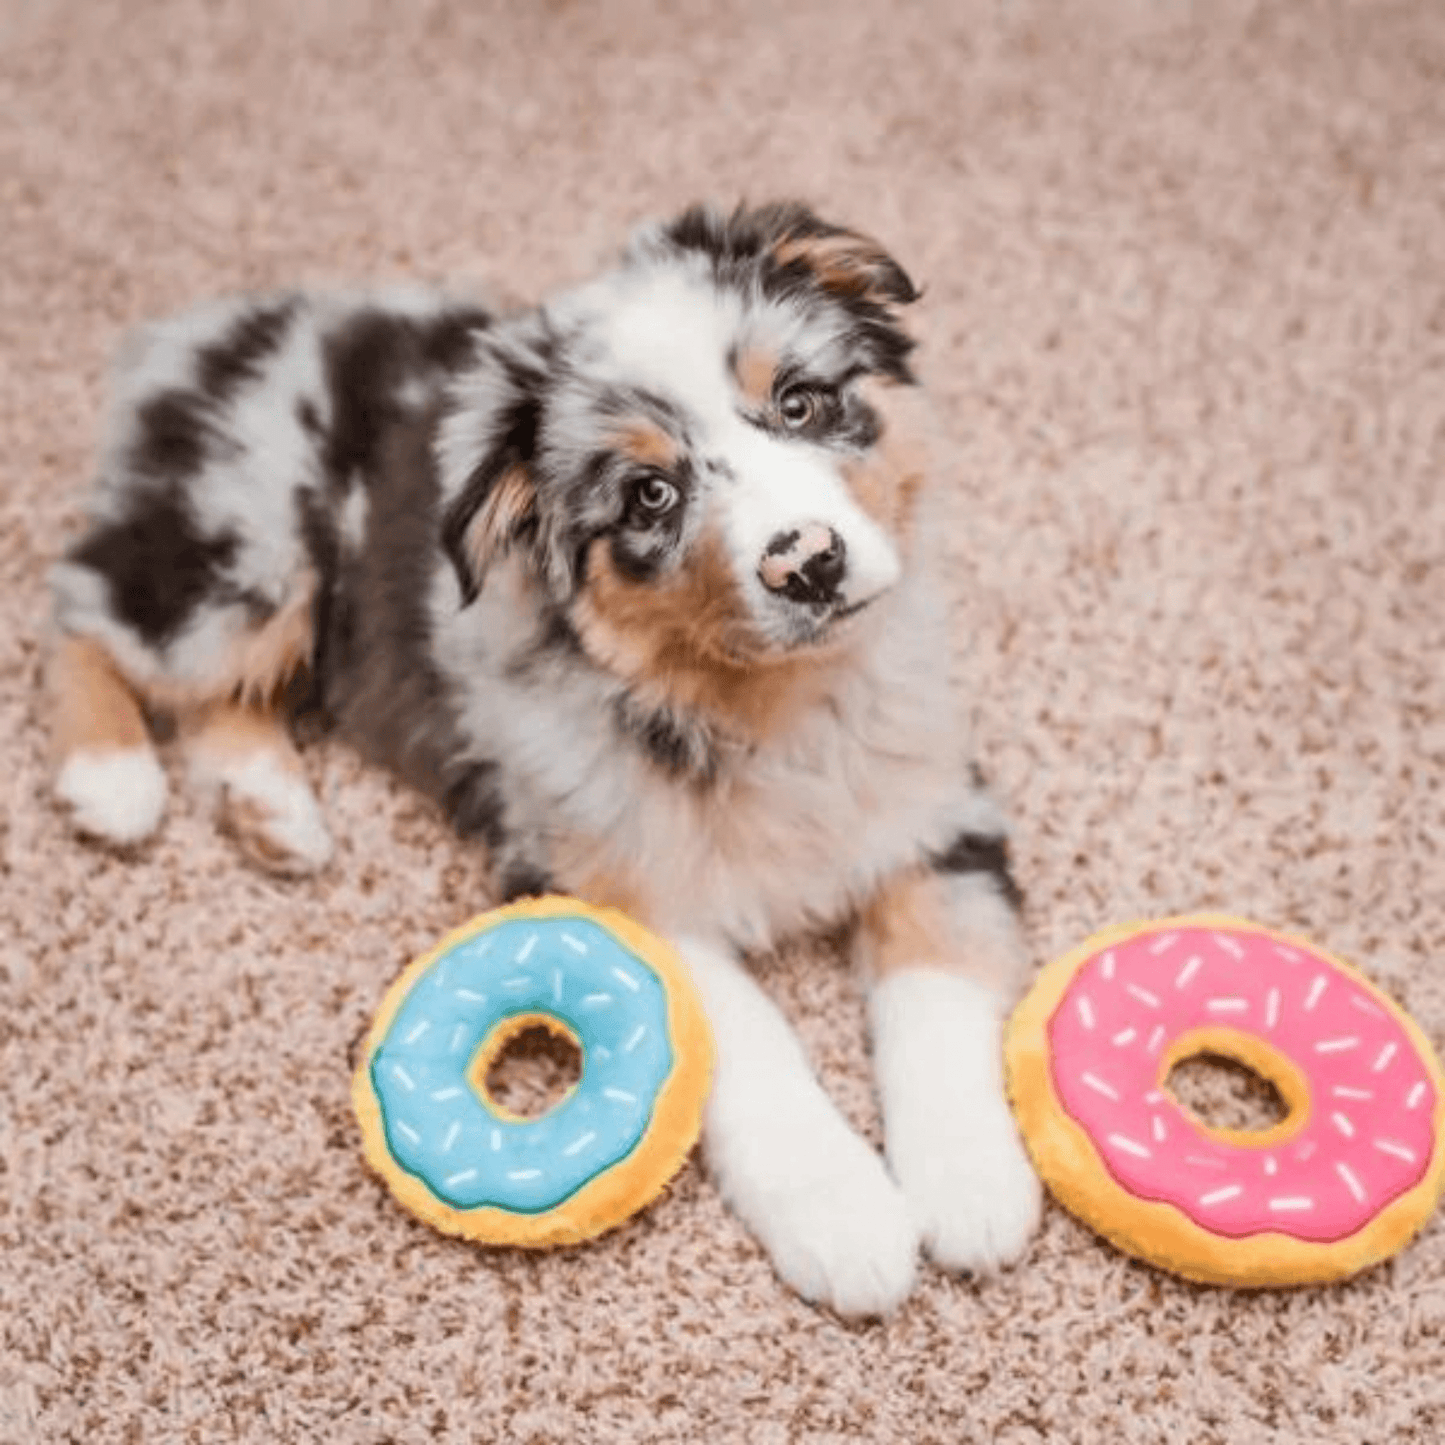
[891,1090,1042,1273]
[707,1097,919,1317]
[55,747,167,846]
[872,970,1042,1275]
[216,754,333,876]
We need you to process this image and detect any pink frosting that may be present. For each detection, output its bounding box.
[1048,923,1438,1242]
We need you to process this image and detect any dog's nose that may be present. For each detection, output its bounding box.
[758,523,848,605]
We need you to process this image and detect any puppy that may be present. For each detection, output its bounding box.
[46,202,1041,1314]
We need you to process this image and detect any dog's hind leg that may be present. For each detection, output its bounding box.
[47,634,169,847]
[182,699,332,877]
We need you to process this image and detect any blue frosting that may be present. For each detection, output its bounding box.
[370,915,675,1213]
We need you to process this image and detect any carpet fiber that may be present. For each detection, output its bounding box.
[3,1,1445,1440]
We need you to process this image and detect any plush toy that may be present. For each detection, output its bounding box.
[1005,914,1445,1287]
[353,896,714,1247]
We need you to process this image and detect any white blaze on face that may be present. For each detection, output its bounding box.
[568,263,903,625]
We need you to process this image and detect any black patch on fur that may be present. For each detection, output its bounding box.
[288,485,344,722]
[129,392,219,481]
[443,761,508,849]
[70,487,240,647]
[320,305,493,486]
[498,862,555,902]
[614,694,719,787]
[928,831,1024,912]
[196,301,297,399]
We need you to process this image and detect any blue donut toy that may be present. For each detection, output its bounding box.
[353,896,714,1246]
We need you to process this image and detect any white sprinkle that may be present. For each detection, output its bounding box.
[1336,1162,1367,1204]
[1126,984,1161,1009]
[1375,1139,1417,1164]
[403,1020,431,1045]
[501,976,531,990]
[611,966,641,992]
[563,1131,597,1157]
[1147,1025,1167,1055]
[395,1121,421,1145]
[1263,1156,1279,1176]
[552,970,563,1005]
[1350,994,1385,1018]
[1207,997,1249,1014]
[561,932,589,955]
[515,934,538,963]
[1076,995,1097,1030]
[1333,1086,1374,1101]
[1107,1133,1151,1159]
[1269,1196,1314,1212]
[1151,1115,1167,1144]
[1296,1141,1318,1162]
[1315,1037,1360,1054]
[1144,1091,1166,1105]
[623,1024,647,1053]
[1201,1185,1243,1207]
[1081,1071,1121,1102]
[580,993,613,1008]
[430,1087,463,1102]
[1265,988,1281,1030]
[1331,1112,1356,1138]
[1373,1042,1399,1074]
[604,1087,637,1104]
[593,1047,612,1062]
[1149,932,1180,955]
[445,1169,478,1188]
[1303,975,1329,1012]
[508,1168,542,1182]
[1112,1027,1138,1047]
[490,1129,502,1151]
[1100,950,1116,979]
[1175,955,1204,989]
[441,1121,461,1154]
[455,988,487,1003]
[1406,1081,1429,1110]
[1273,944,1301,963]
[1186,1155,1227,1170]
[451,1024,469,1053]
[1211,933,1245,959]
[391,1064,416,1091]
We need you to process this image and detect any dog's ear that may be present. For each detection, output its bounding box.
[767,208,921,310]
[437,325,548,606]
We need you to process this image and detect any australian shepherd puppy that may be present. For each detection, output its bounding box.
[46,202,1040,1315]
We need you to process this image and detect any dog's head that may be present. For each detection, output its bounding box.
[438,202,926,679]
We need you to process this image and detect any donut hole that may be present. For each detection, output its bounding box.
[482,1023,584,1120]
[1165,1052,1290,1134]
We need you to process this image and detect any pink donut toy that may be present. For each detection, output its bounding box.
[1005,915,1445,1286]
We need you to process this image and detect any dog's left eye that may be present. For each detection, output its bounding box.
[776,383,835,431]
[629,473,680,519]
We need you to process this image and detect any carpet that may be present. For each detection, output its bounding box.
[3,0,1444,1440]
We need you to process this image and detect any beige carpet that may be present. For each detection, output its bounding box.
[4,0,1445,1440]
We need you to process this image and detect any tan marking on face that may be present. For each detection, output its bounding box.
[859,868,1026,996]
[731,344,778,409]
[570,527,844,741]
[608,421,679,472]
[47,634,153,765]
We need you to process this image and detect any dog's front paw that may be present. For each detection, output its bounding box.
[890,1092,1042,1274]
[872,971,1042,1275]
[707,1097,919,1317]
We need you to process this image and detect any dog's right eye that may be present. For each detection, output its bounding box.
[628,473,680,520]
